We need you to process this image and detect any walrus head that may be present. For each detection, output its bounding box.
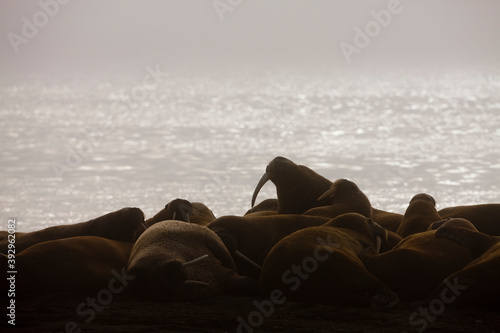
[324,213,388,254]
[434,218,497,258]
[251,156,333,214]
[89,207,145,243]
[128,221,251,301]
[127,254,213,300]
[427,217,454,230]
[145,198,194,228]
[166,198,194,223]
[317,178,361,202]
[409,193,436,206]
[245,198,278,215]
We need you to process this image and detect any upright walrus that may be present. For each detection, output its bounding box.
[396,193,443,238]
[0,207,144,254]
[251,156,333,214]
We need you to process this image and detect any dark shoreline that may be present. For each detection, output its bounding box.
[6,294,499,333]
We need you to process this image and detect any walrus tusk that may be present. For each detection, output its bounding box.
[234,250,262,271]
[140,222,148,231]
[375,236,382,254]
[317,187,335,202]
[172,211,177,221]
[182,280,210,287]
[186,212,190,223]
[251,172,271,207]
[183,254,209,267]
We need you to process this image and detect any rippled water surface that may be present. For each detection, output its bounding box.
[1,71,499,231]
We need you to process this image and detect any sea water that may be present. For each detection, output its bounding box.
[1,70,499,232]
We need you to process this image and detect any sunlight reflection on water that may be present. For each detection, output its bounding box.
[1,71,499,231]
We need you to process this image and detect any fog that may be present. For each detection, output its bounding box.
[1,0,499,78]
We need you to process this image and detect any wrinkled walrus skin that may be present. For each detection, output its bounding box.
[128,221,257,301]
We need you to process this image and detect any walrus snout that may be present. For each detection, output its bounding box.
[125,207,145,220]
[367,219,388,253]
[165,199,194,223]
[151,260,187,294]
[317,179,356,202]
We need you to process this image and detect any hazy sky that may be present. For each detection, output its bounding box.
[1,0,499,78]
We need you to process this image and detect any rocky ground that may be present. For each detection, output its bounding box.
[5,294,499,333]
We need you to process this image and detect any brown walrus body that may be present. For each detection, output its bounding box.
[0,207,144,254]
[128,221,256,301]
[207,214,331,278]
[438,204,500,236]
[260,213,397,307]
[365,219,475,301]
[431,219,500,308]
[1,236,133,296]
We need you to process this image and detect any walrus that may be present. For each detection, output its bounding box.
[244,198,278,217]
[134,199,216,239]
[438,203,500,236]
[207,214,331,278]
[1,236,133,295]
[0,207,144,254]
[430,219,500,308]
[127,221,257,301]
[364,218,475,301]
[145,199,216,227]
[396,193,443,238]
[251,156,333,214]
[303,178,372,219]
[259,213,398,307]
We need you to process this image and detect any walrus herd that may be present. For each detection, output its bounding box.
[2,156,499,309]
